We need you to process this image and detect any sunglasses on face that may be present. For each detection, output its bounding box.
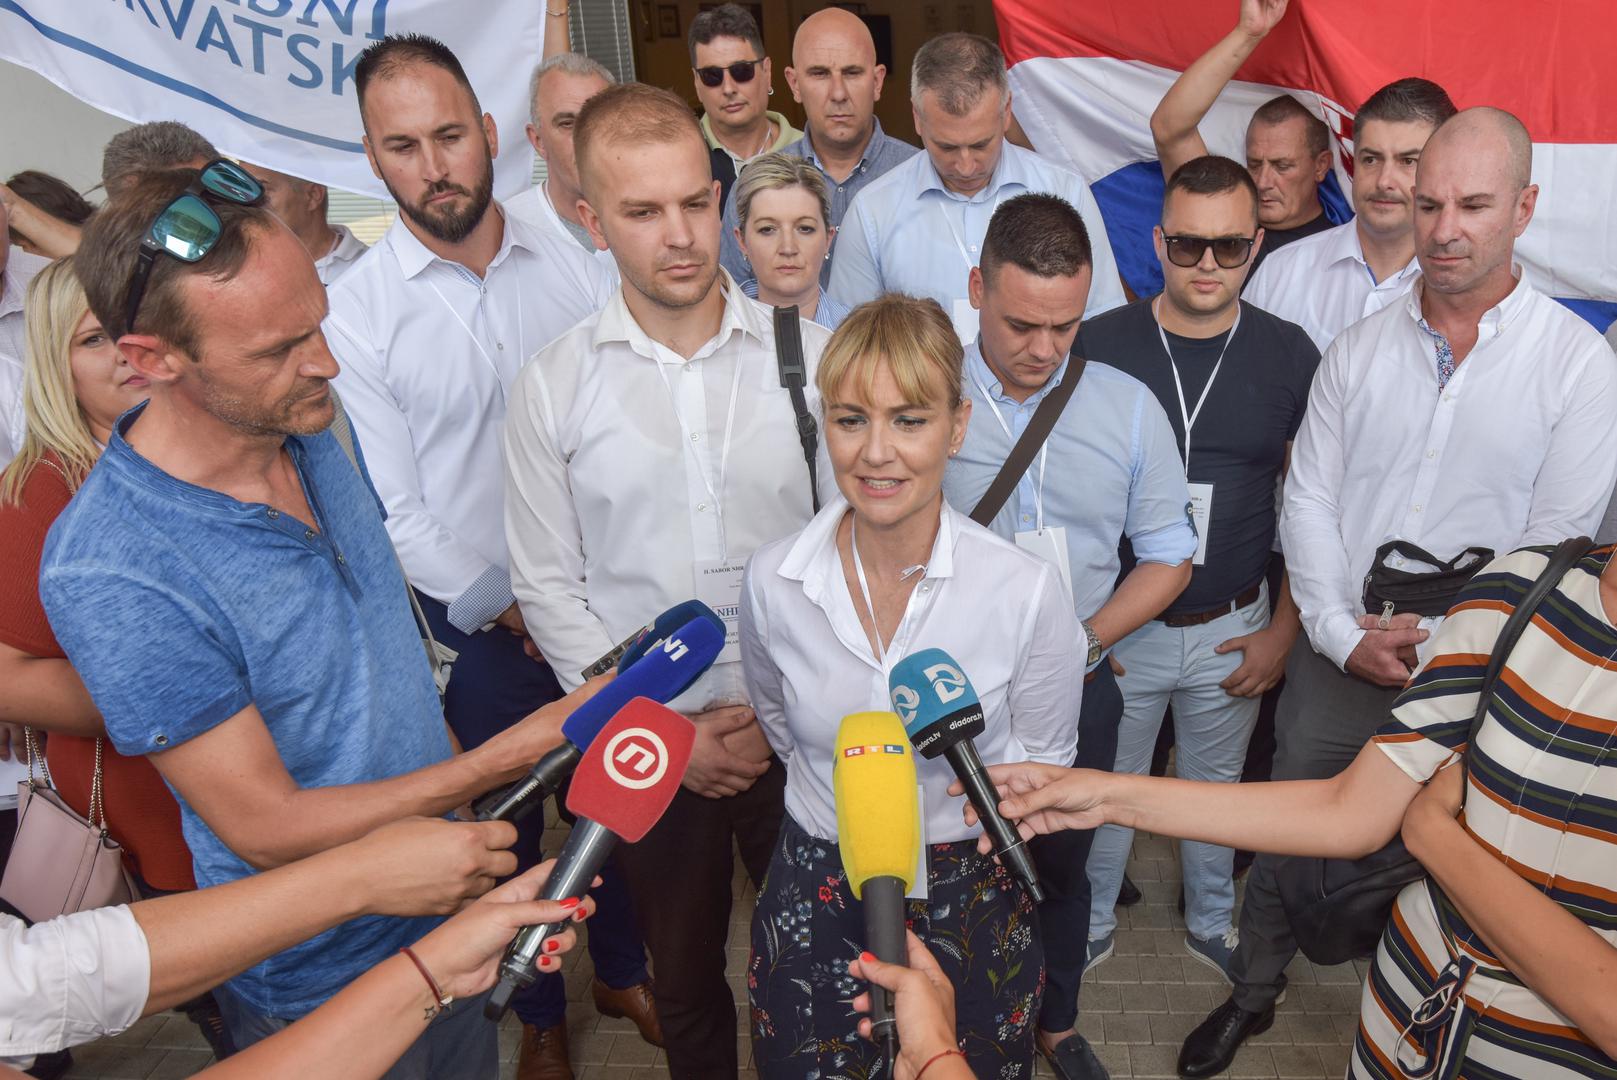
[1161,234,1256,269]
[122,159,265,336]
[695,58,765,87]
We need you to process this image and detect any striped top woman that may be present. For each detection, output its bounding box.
[970,543,1617,1079]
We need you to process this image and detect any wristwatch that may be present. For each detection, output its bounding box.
[1082,620,1102,666]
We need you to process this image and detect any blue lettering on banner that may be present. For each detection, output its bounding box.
[1,0,394,152]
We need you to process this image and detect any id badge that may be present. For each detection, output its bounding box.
[951,299,980,345]
[907,785,929,900]
[693,559,745,664]
[1016,525,1075,608]
[1186,482,1214,567]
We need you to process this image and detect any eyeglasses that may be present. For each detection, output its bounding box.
[1161,234,1256,270]
[122,159,265,336]
[694,58,765,88]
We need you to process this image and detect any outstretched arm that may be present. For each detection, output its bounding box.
[1150,0,1290,179]
[542,0,571,58]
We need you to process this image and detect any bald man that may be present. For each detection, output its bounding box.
[718,7,916,284]
[1177,106,1617,1078]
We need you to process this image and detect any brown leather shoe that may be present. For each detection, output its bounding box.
[592,977,665,1047]
[516,1022,573,1080]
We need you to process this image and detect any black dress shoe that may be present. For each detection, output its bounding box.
[1116,873,1143,907]
[1177,996,1273,1078]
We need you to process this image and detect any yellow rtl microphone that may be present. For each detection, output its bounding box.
[834,711,921,1067]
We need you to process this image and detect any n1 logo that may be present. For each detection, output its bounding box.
[923,663,967,704]
[891,683,921,726]
[659,636,689,663]
[603,727,670,790]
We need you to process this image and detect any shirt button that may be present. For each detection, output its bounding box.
[690,432,701,442]
[267,509,279,519]
[697,502,708,512]
[1413,505,1423,513]
[1427,449,1436,459]
[337,553,346,564]
[304,529,316,540]
[497,341,505,351]
[154,734,169,746]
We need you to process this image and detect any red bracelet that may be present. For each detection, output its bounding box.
[914,1048,966,1079]
[399,946,453,1019]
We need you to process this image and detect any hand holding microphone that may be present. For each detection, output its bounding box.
[848,932,969,1080]
[888,648,1045,903]
[834,710,921,1073]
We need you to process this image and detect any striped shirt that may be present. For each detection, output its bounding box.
[1360,545,1617,1080]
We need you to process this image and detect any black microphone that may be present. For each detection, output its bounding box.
[888,648,1045,904]
[578,600,724,682]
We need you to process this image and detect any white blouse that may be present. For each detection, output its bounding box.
[739,496,1083,844]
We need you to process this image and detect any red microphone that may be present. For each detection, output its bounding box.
[485,698,694,1019]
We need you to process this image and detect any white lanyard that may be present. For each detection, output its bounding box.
[971,369,1050,531]
[652,351,746,560]
[419,257,526,399]
[935,192,1006,270]
[1154,298,1239,477]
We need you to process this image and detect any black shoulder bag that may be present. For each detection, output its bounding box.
[773,305,820,514]
[969,359,1087,525]
[1276,535,1594,965]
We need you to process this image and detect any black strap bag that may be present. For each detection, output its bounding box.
[772,305,821,514]
[1361,540,1495,622]
[969,359,1086,525]
[1276,536,1593,966]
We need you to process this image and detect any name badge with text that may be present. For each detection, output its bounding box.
[1187,483,1214,567]
[693,559,745,664]
[1016,526,1075,608]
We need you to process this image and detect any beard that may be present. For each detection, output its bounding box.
[199,372,335,439]
[390,139,495,245]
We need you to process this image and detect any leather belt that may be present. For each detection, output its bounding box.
[1156,583,1262,628]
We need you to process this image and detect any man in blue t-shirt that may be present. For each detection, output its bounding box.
[1074,156,1319,1079]
[39,166,595,1077]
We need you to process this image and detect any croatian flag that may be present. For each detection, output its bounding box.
[995,0,1617,332]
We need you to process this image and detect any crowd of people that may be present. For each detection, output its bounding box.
[3,1,1617,1079]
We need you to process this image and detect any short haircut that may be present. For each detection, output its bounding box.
[911,33,1007,115]
[355,34,480,125]
[687,3,764,65]
[6,171,95,238]
[733,152,832,233]
[980,194,1092,286]
[1353,78,1457,137]
[75,168,275,353]
[574,82,704,193]
[100,122,219,197]
[816,294,964,410]
[1250,94,1330,159]
[1164,155,1261,221]
[527,52,616,127]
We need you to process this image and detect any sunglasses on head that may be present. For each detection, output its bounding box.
[1161,234,1256,270]
[695,58,764,87]
[122,159,265,336]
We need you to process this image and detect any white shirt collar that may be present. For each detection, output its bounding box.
[385,202,535,281]
[917,143,1023,203]
[590,269,768,362]
[775,495,961,610]
[1405,264,1534,338]
[1328,223,1420,284]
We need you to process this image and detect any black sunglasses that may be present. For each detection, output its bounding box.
[122,159,265,336]
[694,58,765,87]
[1161,234,1256,270]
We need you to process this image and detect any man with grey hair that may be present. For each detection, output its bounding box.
[237,162,368,285]
[506,52,618,270]
[100,120,218,198]
[827,32,1126,337]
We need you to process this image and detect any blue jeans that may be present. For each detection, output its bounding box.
[1085,587,1266,942]
[415,594,650,1029]
[215,983,497,1079]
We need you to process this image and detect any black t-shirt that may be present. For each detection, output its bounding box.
[1076,296,1320,614]
[1246,210,1332,282]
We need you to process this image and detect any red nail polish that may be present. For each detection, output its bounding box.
[544,939,561,953]
[859,951,876,964]
[560,897,580,909]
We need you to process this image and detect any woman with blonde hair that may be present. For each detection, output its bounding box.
[739,294,1082,1079]
[732,151,849,329]
[0,258,232,1057]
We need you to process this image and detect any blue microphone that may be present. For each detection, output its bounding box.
[475,615,723,822]
[888,648,1044,903]
[579,600,725,682]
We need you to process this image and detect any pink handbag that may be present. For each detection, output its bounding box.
[0,728,138,922]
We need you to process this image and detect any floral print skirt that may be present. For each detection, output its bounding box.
[748,815,1043,1080]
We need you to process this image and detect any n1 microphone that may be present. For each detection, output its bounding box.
[888,648,1045,904]
[474,615,721,823]
[579,600,725,682]
[834,711,920,1072]
[486,697,695,1020]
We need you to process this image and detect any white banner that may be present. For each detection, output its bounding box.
[0,0,542,199]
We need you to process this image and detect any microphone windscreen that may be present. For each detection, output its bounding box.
[560,616,724,749]
[616,600,726,673]
[887,648,986,758]
[566,697,696,843]
[833,711,920,898]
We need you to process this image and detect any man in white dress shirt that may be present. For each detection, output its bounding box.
[0,199,50,467]
[238,162,369,285]
[322,35,636,1078]
[1179,107,1617,1078]
[1244,79,1457,350]
[504,52,618,270]
[827,32,1126,341]
[504,82,831,1080]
